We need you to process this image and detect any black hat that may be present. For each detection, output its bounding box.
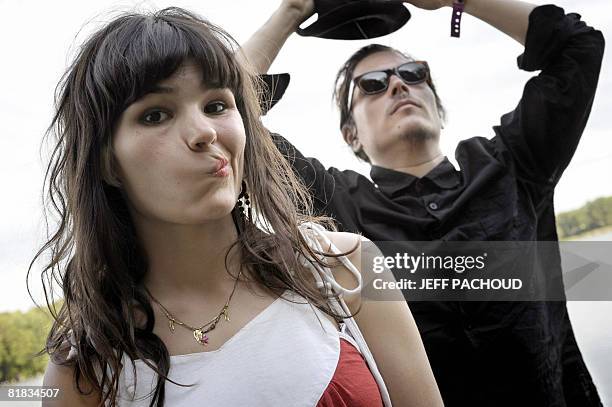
[258,73,290,115]
[297,0,411,40]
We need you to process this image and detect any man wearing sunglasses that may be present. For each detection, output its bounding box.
[244,0,604,405]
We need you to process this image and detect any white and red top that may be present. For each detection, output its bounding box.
[114,291,384,406]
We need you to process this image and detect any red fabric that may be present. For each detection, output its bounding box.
[317,339,384,407]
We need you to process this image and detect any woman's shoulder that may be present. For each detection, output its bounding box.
[42,357,100,406]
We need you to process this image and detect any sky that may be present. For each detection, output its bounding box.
[0,0,610,313]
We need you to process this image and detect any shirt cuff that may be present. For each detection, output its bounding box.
[517,5,588,72]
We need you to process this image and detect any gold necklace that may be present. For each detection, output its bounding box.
[146,270,242,346]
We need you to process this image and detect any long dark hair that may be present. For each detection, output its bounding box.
[30,7,346,406]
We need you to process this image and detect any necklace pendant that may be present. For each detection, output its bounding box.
[168,319,175,332]
[193,329,209,346]
[222,306,230,322]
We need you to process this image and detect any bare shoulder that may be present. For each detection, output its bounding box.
[43,359,100,407]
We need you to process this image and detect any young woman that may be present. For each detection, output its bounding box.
[35,7,442,407]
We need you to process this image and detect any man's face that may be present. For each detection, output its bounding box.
[346,51,442,165]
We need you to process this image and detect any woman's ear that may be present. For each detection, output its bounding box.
[101,144,122,187]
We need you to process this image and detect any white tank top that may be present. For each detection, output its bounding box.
[115,291,341,406]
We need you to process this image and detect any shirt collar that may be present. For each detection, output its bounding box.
[370,157,460,196]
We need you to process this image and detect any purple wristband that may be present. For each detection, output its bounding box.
[451,0,465,38]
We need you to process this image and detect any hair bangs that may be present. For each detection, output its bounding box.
[91,8,244,125]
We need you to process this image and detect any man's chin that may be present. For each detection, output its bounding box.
[396,124,438,145]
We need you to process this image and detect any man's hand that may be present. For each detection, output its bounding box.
[280,0,316,29]
[403,0,453,11]
[240,0,315,74]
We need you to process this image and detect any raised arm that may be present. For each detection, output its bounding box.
[407,0,536,45]
[240,0,314,73]
[243,0,537,73]
[459,0,535,45]
[492,5,605,185]
[241,2,359,221]
[410,1,604,185]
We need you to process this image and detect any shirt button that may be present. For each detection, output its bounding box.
[428,202,439,211]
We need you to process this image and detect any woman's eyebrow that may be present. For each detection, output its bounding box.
[134,85,176,103]
[149,85,175,94]
[146,83,224,95]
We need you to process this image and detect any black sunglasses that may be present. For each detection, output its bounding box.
[348,61,430,110]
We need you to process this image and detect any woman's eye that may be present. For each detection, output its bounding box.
[204,101,226,114]
[141,110,170,124]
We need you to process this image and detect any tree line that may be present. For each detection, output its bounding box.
[556,195,612,238]
[0,306,52,383]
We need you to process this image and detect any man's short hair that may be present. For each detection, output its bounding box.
[333,44,446,162]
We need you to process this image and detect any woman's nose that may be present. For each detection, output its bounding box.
[183,112,217,151]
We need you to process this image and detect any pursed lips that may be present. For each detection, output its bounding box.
[206,156,230,176]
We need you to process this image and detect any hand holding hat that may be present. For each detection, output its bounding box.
[296,0,412,40]
[280,0,316,29]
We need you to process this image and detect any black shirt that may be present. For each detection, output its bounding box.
[273,5,604,407]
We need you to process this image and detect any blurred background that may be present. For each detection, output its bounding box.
[1,0,610,405]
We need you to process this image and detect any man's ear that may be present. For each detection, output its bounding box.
[341,124,362,153]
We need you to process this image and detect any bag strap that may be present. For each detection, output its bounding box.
[298,222,393,407]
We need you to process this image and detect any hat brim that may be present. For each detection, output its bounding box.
[258,73,290,115]
[297,0,411,40]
